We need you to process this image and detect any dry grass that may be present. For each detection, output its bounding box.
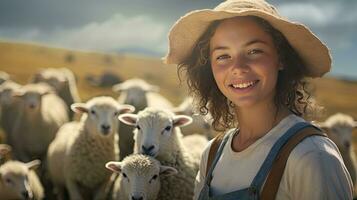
[0,40,357,140]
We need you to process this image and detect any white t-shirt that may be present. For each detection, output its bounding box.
[194,114,353,200]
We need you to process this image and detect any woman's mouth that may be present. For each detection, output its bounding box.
[229,80,259,90]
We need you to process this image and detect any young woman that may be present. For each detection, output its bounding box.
[164,0,353,199]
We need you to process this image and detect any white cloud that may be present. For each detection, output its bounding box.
[0,14,169,55]
[277,2,341,27]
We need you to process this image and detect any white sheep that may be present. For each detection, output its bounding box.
[119,107,199,200]
[105,154,178,200]
[47,96,135,200]
[0,71,10,85]
[113,78,174,160]
[31,67,81,119]
[11,83,69,162]
[0,159,44,200]
[314,113,357,186]
[172,97,215,139]
[0,80,22,146]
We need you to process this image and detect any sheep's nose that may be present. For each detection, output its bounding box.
[29,104,36,109]
[21,191,29,199]
[344,141,351,148]
[101,124,111,134]
[131,196,143,200]
[142,145,155,155]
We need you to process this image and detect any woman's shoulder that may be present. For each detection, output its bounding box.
[288,133,344,168]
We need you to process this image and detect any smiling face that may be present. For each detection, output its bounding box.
[210,17,280,108]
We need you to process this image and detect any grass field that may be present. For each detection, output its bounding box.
[0,40,356,137]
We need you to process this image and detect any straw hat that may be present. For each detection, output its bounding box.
[164,0,331,77]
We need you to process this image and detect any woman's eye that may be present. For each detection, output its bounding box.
[248,49,263,55]
[216,54,231,60]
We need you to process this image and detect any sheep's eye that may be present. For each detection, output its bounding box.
[122,173,127,178]
[90,110,96,115]
[164,126,171,131]
[114,111,119,116]
[136,125,141,130]
[5,178,12,184]
[152,174,158,180]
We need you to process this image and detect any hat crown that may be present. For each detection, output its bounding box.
[215,0,280,17]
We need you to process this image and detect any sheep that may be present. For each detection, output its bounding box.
[11,83,69,162]
[47,96,135,200]
[0,159,44,200]
[113,78,174,160]
[0,80,22,146]
[31,67,81,119]
[86,71,122,87]
[105,154,178,200]
[314,113,357,186]
[0,71,10,85]
[172,97,215,139]
[119,107,200,200]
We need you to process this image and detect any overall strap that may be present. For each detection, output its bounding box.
[206,132,226,177]
[250,122,311,192]
[205,129,235,183]
[260,126,327,200]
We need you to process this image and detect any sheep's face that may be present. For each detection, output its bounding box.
[106,155,177,200]
[33,69,67,91]
[123,87,147,107]
[0,88,16,106]
[326,125,354,150]
[0,160,40,200]
[0,171,33,199]
[71,97,135,136]
[87,104,121,136]
[119,108,192,157]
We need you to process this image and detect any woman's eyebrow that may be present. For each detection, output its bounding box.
[211,46,229,53]
[244,39,268,47]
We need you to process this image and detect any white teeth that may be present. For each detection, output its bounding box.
[232,81,255,89]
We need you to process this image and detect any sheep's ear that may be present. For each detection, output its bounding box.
[12,90,25,97]
[118,114,138,126]
[147,85,160,93]
[159,165,178,176]
[71,103,88,113]
[105,161,122,173]
[0,144,11,155]
[31,72,43,83]
[118,104,135,114]
[353,121,357,128]
[173,115,192,127]
[26,159,41,170]
[112,83,126,93]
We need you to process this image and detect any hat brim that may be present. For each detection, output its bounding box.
[164,9,331,77]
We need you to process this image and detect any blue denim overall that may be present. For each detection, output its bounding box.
[198,122,317,200]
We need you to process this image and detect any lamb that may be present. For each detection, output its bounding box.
[314,113,357,186]
[113,78,174,160]
[31,67,81,119]
[47,96,135,200]
[11,83,69,162]
[105,154,178,200]
[172,97,215,139]
[0,71,10,85]
[0,159,44,200]
[119,107,200,200]
[0,80,22,145]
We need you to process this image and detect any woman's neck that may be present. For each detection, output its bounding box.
[232,103,291,152]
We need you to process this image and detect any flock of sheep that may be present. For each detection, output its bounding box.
[0,68,356,200]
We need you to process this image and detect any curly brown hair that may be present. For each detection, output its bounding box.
[178,16,318,131]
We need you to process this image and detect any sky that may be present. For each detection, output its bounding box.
[0,0,356,79]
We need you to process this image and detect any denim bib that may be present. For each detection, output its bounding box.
[198,122,315,200]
